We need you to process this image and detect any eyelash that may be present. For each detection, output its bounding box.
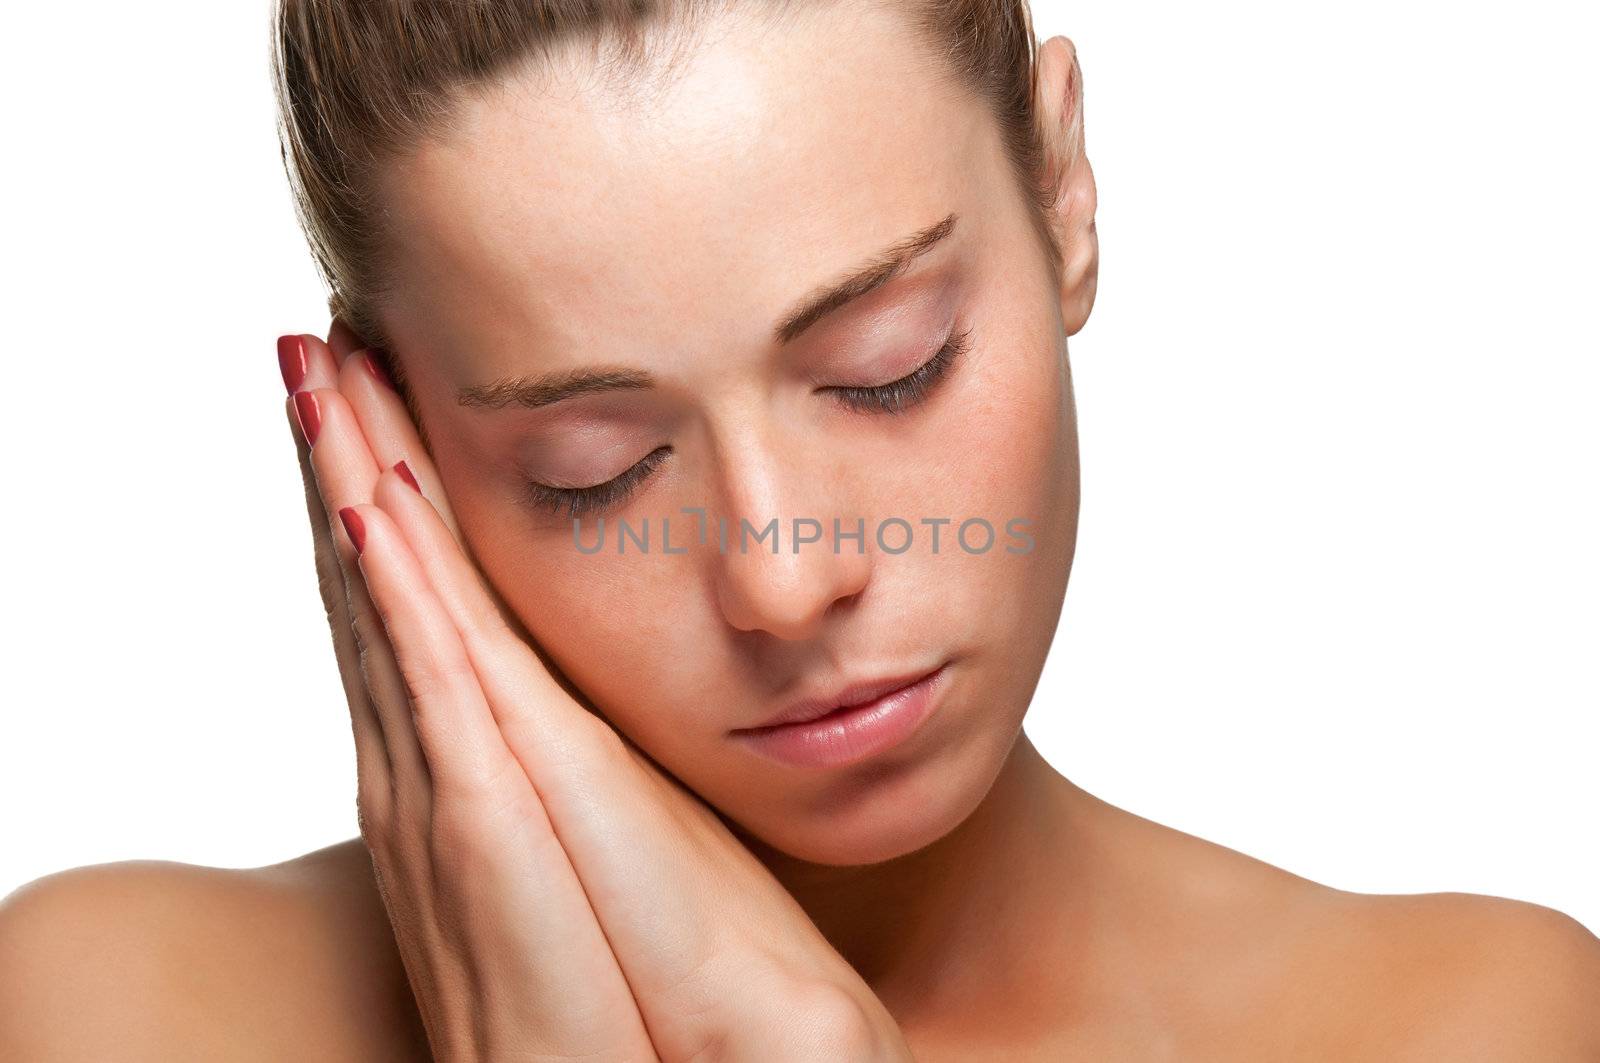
[821,324,971,415]
[525,445,673,519]
[524,325,972,518]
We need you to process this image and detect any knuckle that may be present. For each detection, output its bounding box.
[350,618,378,673]
[394,652,472,715]
[349,613,389,685]
[355,787,393,854]
[315,560,345,621]
[355,773,390,830]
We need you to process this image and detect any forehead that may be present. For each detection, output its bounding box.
[376,3,998,381]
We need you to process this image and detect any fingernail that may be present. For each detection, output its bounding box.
[339,507,366,553]
[394,460,422,494]
[363,349,397,391]
[293,391,322,446]
[277,335,307,393]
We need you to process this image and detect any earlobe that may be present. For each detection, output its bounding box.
[1035,36,1099,336]
[1058,184,1098,337]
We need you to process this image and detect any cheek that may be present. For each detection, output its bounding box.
[462,511,713,743]
[531,557,665,672]
[942,318,1073,524]
[905,315,1077,658]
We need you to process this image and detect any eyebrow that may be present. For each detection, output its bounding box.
[456,211,959,411]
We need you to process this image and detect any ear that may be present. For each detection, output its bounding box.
[1034,36,1098,337]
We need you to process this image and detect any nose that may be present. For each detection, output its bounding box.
[710,453,872,641]
[714,520,872,639]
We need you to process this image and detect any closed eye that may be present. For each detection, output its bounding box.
[520,325,971,519]
[820,325,971,415]
[524,445,672,519]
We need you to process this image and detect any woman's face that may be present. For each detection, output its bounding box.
[373,5,1083,865]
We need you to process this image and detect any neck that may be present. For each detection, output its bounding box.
[736,730,1091,1022]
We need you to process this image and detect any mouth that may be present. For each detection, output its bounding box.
[730,661,950,769]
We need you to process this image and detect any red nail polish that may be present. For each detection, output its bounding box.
[394,460,422,493]
[363,350,396,391]
[293,391,322,446]
[278,335,307,393]
[339,507,366,553]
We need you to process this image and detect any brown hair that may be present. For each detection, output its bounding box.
[270,0,1076,424]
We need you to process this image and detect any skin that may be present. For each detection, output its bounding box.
[3,7,1598,1060]
[376,3,1078,870]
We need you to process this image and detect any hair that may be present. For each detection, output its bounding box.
[270,0,1078,435]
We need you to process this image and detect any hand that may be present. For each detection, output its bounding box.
[283,324,657,1061]
[282,322,913,1062]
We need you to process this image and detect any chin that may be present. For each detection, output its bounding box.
[727,707,1015,867]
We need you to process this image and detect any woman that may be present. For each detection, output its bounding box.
[3,0,1596,1058]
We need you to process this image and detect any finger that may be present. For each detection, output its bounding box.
[369,461,610,765]
[368,455,843,1050]
[293,383,435,807]
[310,317,465,546]
[369,461,756,995]
[287,395,392,812]
[341,501,657,1056]
[327,314,363,361]
[334,345,464,545]
[280,330,340,394]
[287,332,647,1046]
[306,326,510,641]
[337,503,517,802]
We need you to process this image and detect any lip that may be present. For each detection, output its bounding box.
[749,664,951,729]
[731,662,950,769]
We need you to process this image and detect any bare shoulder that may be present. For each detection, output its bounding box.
[1082,791,1600,1059]
[0,838,428,1062]
[1201,849,1600,1059]
[1295,886,1600,1060]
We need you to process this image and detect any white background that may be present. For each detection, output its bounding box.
[2,2,1595,933]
